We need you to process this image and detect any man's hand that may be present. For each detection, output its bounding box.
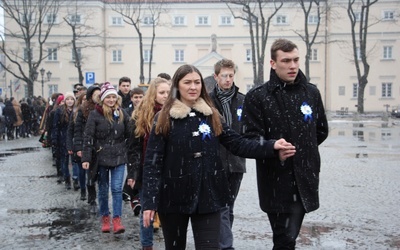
[274,138,296,161]
[127,178,136,189]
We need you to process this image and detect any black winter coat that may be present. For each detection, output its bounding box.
[242,69,329,213]
[141,98,278,215]
[52,107,72,156]
[82,106,130,169]
[209,85,246,174]
[3,101,17,126]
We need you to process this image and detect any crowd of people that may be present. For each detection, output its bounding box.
[0,39,328,250]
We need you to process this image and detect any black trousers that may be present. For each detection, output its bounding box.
[267,203,306,250]
[159,211,221,250]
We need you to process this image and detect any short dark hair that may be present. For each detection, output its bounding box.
[157,73,171,80]
[130,87,145,97]
[271,38,298,61]
[214,59,236,75]
[119,76,131,86]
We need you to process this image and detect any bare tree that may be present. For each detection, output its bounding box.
[223,0,283,87]
[347,0,378,113]
[0,0,62,97]
[108,0,165,84]
[294,0,324,82]
[63,0,106,85]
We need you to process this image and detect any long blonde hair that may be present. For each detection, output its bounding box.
[133,77,170,137]
[100,95,124,123]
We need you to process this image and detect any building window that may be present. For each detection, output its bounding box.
[310,48,318,61]
[23,48,32,61]
[220,16,232,25]
[72,48,82,61]
[197,16,209,25]
[48,84,58,97]
[356,47,362,60]
[383,11,395,20]
[111,17,123,25]
[112,50,122,62]
[354,12,361,21]
[246,49,252,62]
[308,15,319,24]
[173,16,186,26]
[143,49,151,63]
[352,83,358,98]
[174,49,184,62]
[383,46,393,59]
[45,14,57,24]
[338,86,345,96]
[69,14,81,24]
[382,82,392,97]
[20,13,35,25]
[276,15,287,25]
[47,48,58,61]
[143,16,154,26]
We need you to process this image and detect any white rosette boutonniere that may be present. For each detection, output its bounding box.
[300,102,313,122]
[113,109,120,121]
[198,121,211,140]
[237,106,242,121]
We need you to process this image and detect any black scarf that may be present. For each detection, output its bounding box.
[215,84,236,126]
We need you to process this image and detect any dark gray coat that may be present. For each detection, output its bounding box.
[141,98,279,215]
[209,85,246,174]
[242,69,329,213]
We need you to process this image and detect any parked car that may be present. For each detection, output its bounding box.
[391,106,400,118]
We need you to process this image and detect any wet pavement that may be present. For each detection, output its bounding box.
[0,115,399,249]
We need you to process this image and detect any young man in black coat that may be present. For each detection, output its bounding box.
[242,38,329,249]
[118,76,132,109]
[209,59,246,250]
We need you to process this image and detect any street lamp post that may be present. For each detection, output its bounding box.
[35,68,52,97]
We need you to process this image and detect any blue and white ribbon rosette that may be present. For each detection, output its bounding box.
[198,121,211,140]
[300,102,313,122]
[237,106,242,121]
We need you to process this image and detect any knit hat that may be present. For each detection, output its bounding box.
[86,85,101,101]
[64,91,76,102]
[100,82,118,101]
[56,94,64,105]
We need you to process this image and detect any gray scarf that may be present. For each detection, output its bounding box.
[216,85,235,126]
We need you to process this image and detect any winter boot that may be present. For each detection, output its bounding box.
[153,212,160,232]
[73,178,80,191]
[101,215,111,233]
[80,189,86,201]
[131,198,141,216]
[112,217,125,234]
[65,178,72,190]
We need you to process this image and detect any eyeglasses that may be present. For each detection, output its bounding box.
[220,74,234,79]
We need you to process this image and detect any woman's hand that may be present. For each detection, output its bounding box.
[274,138,296,161]
[82,162,90,170]
[127,178,136,189]
[143,210,156,228]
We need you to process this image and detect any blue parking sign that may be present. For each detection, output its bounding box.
[85,72,95,85]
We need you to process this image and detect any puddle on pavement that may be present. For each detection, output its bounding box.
[298,224,334,245]
[0,147,40,162]
[9,207,94,240]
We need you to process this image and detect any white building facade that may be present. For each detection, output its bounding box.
[2,0,399,113]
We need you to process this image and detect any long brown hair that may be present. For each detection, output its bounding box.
[155,64,222,136]
[133,77,170,137]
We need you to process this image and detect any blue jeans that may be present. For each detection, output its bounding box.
[98,164,125,218]
[72,161,79,180]
[73,161,86,191]
[139,189,154,247]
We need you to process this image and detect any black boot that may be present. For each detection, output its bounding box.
[80,189,87,201]
[65,178,72,190]
[73,178,80,191]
